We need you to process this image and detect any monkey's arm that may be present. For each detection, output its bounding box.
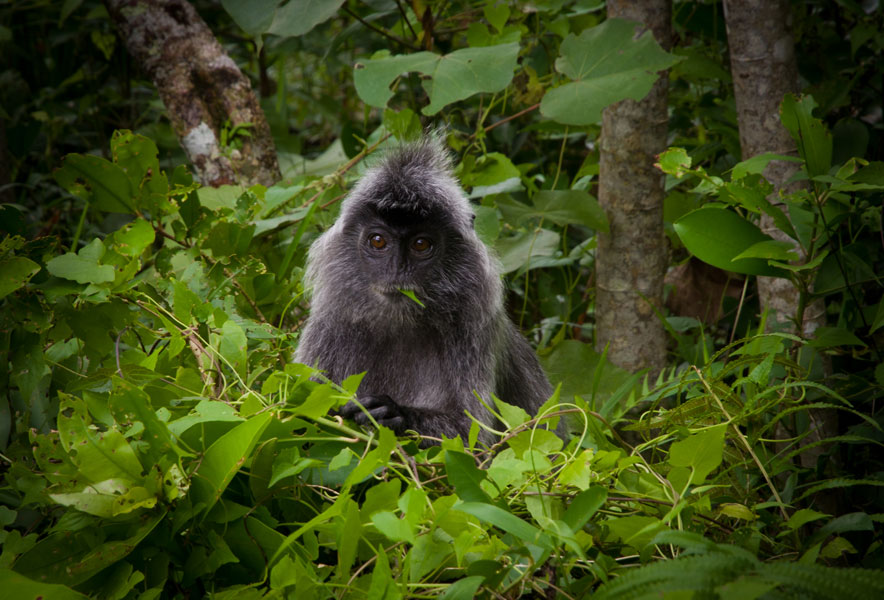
[340,395,477,443]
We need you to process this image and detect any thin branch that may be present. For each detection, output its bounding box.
[394,0,418,39]
[470,103,541,140]
[343,5,419,51]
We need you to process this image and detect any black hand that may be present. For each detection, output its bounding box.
[340,395,406,433]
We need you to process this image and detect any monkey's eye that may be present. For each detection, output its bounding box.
[369,234,387,249]
[411,237,432,252]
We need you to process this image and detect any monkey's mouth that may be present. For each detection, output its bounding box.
[373,285,422,301]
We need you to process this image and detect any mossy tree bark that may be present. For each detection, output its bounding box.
[104,0,281,188]
[595,0,671,375]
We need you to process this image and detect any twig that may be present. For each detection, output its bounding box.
[343,5,419,50]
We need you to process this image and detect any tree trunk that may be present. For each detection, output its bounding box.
[724,0,834,481]
[595,1,670,375]
[104,0,281,188]
[723,0,825,334]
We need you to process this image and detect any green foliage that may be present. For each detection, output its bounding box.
[3,0,884,597]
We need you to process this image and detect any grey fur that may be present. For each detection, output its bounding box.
[294,138,553,444]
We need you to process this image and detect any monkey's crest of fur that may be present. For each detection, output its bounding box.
[303,137,501,326]
[339,137,474,233]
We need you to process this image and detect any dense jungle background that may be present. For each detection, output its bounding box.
[1,1,884,598]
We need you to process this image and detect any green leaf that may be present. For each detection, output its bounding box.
[445,450,494,504]
[57,395,144,482]
[562,485,607,531]
[0,568,89,599]
[267,0,346,37]
[494,228,560,273]
[454,502,553,549]
[499,190,609,231]
[733,240,800,262]
[674,207,789,277]
[111,218,155,257]
[53,154,136,213]
[541,19,683,125]
[366,547,396,600]
[871,299,884,334]
[371,510,416,544]
[218,319,248,377]
[0,256,40,299]
[399,288,425,307]
[668,424,726,486]
[354,43,519,115]
[189,412,273,516]
[439,576,485,600]
[656,147,692,177]
[13,512,163,586]
[46,239,116,284]
[780,94,833,178]
[783,508,829,532]
[809,326,867,349]
[731,152,802,180]
[221,0,276,36]
[606,515,666,551]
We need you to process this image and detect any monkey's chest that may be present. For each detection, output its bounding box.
[346,331,452,408]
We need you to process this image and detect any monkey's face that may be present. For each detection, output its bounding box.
[356,209,448,305]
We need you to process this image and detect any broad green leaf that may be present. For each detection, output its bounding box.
[218,318,248,376]
[486,448,531,490]
[445,450,494,504]
[49,479,124,517]
[111,218,155,257]
[606,515,666,551]
[541,19,683,125]
[495,228,560,273]
[0,256,40,299]
[343,427,397,487]
[13,512,163,586]
[731,152,802,180]
[454,501,553,549]
[354,43,519,115]
[53,153,135,213]
[499,190,608,231]
[57,395,144,482]
[809,326,867,349]
[733,240,800,262]
[674,207,789,277]
[366,547,396,600]
[668,424,726,485]
[111,130,162,192]
[562,486,607,530]
[408,535,450,583]
[371,510,415,544]
[719,503,756,521]
[46,239,116,285]
[557,451,592,489]
[267,0,345,37]
[189,412,273,516]
[656,147,691,177]
[221,0,276,36]
[167,399,242,437]
[780,94,832,178]
[0,568,89,599]
[783,508,829,533]
[109,384,181,468]
[439,576,484,600]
